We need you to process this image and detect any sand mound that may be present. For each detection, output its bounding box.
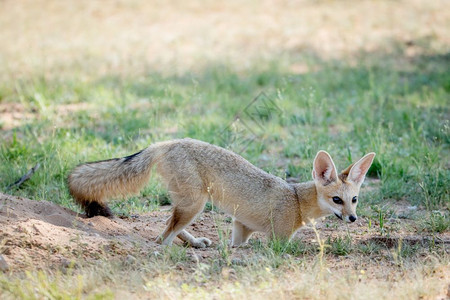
[0,193,177,271]
[0,193,229,272]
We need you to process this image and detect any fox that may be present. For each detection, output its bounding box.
[68,138,375,248]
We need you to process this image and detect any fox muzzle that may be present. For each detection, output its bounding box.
[334,213,343,220]
[347,215,357,223]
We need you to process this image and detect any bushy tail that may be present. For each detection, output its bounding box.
[68,146,158,217]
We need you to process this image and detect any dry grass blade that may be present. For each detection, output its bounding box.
[6,163,40,190]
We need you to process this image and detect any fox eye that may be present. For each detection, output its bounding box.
[332,196,343,205]
[352,196,357,204]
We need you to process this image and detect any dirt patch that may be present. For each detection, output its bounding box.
[0,193,229,271]
[0,192,448,273]
[0,102,94,134]
[0,103,35,131]
[367,235,449,248]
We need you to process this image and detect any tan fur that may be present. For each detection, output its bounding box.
[68,138,375,247]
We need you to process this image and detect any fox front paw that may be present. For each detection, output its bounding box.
[190,237,212,248]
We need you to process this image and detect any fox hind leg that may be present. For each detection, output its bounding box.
[159,194,211,248]
[231,219,254,247]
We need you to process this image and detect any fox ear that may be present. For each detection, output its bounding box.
[312,151,338,185]
[340,163,354,178]
[347,153,376,186]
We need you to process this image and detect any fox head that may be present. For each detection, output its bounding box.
[312,151,375,223]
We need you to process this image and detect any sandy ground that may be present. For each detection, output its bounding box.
[0,192,448,275]
[0,192,238,272]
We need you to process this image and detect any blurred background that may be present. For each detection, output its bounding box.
[1,0,448,79]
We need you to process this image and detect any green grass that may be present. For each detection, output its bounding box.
[1,53,449,214]
[327,236,353,256]
[422,211,450,233]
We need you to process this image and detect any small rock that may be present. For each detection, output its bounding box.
[282,253,291,260]
[0,255,10,272]
[87,222,94,227]
[126,255,137,264]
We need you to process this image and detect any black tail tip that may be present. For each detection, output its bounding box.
[85,202,113,218]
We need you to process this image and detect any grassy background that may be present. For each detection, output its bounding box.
[1,48,448,213]
[0,0,449,298]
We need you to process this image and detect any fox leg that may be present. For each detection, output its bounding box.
[159,194,211,248]
[231,219,254,247]
[178,230,212,248]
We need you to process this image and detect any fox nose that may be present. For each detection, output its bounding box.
[349,215,357,222]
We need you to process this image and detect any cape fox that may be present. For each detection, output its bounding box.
[68,138,375,248]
